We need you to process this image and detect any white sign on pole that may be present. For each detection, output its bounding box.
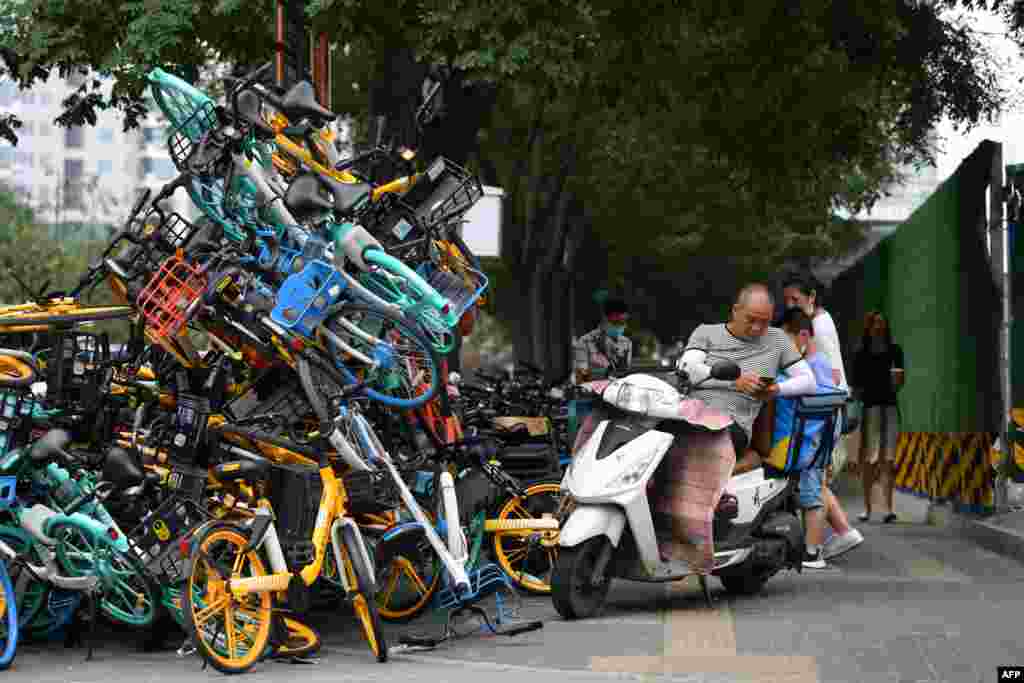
[459,186,504,258]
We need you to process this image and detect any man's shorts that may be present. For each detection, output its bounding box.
[798,464,825,510]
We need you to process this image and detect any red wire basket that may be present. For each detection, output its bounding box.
[137,255,207,343]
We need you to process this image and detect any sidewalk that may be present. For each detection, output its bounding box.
[832,467,1024,567]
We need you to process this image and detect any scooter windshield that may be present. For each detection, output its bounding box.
[594,410,651,461]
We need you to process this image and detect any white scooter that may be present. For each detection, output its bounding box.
[552,360,838,620]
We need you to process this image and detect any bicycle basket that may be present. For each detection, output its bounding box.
[268,462,322,545]
[137,255,207,344]
[167,100,220,169]
[41,331,111,411]
[270,260,347,338]
[401,157,483,230]
[420,257,488,320]
[126,493,211,583]
[0,476,16,511]
[342,469,400,515]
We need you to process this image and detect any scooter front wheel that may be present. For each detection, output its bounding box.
[551,536,612,621]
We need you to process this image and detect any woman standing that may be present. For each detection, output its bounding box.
[852,311,905,523]
[782,277,863,559]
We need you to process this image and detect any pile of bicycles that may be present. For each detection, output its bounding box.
[0,60,564,673]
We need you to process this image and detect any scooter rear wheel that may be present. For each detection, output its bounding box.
[551,536,611,620]
[717,567,774,596]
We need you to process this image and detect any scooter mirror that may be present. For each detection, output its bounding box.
[710,360,741,381]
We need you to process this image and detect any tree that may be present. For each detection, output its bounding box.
[1,0,1009,376]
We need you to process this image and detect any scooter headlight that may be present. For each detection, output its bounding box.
[603,449,660,494]
[611,382,662,416]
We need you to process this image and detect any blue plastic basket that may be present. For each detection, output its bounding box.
[0,390,37,458]
[0,477,15,511]
[271,260,348,337]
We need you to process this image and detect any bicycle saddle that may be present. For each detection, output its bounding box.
[212,458,271,484]
[284,173,335,218]
[0,349,39,388]
[234,90,275,138]
[320,173,372,216]
[280,81,336,123]
[102,447,146,491]
[29,429,72,464]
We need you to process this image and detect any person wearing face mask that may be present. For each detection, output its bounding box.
[572,298,633,384]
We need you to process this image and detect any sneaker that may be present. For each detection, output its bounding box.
[882,512,898,524]
[857,512,870,522]
[822,528,864,560]
[802,548,827,570]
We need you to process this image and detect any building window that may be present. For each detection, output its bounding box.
[20,121,33,136]
[64,158,83,180]
[64,125,85,149]
[39,93,51,106]
[0,82,15,107]
[142,127,162,145]
[14,151,32,168]
[38,122,51,137]
[97,159,113,176]
[97,128,114,144]
[152,157,175,179]
[0,147,12,169]
[20,92,34,105]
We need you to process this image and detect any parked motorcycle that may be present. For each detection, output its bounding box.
[551,360,842,620]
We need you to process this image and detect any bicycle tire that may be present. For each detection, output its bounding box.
[321,303,441,409]
[366,522,442,624]
[0,305,136,328]
[491,480,562,595]
[48,520,159,628]
[0,529,46,630]
[185,523,272,674]
[339,523,387,662]
[0,559,18,669]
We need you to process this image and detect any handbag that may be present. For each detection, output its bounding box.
[841,398,862,436]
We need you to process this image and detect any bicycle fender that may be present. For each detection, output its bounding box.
[375,522,428,568]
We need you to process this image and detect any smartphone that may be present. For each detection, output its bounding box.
[759,376,775,386]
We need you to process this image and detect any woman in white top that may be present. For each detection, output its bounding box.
[783,276,864,560]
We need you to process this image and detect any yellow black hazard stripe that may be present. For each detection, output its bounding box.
[894,432,995,511]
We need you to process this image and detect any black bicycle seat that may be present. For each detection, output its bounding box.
[280,81,336,123]
[102,447,146,491]
[29,429,72,464]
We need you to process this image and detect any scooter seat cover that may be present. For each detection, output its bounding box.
[677,399,733,431]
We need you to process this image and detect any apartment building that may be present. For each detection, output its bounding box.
[0,70,193,240]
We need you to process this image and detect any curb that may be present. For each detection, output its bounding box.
[952,513,1024,565]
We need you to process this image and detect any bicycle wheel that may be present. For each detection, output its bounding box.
[185,523,272,674]
[338,523,387,662]
[0,560,19,669]
[0,529,45,630]
[321,303,441,409]
[272,615,320,658]
[48,520,159,628]
[491,480,562,595]
[365,523,442,624]
[0,355,35,387]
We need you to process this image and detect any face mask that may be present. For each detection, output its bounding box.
[606,325,626,338]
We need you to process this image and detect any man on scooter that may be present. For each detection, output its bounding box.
[663,283,816,565]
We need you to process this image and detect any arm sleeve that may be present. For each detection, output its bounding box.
[812,314,842,372]
[778,332,804,370]
[892,344,904,370]
[678,325,714,384]
[776,359,816,397]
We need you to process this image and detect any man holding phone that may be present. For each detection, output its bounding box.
[678,283,816,461]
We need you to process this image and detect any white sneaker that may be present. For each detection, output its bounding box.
[822,528,864,560]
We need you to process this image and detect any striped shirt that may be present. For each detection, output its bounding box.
[684,324,804,439]
[573,328,632,378]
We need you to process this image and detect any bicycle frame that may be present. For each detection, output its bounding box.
[347,407,471,594]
